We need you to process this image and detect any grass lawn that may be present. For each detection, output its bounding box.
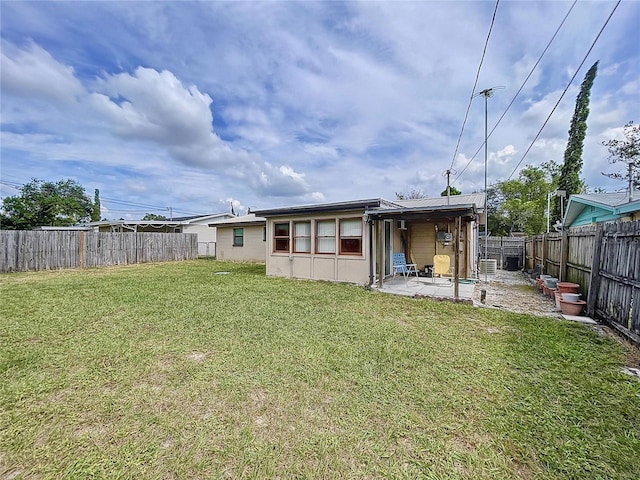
[1,259,639,479]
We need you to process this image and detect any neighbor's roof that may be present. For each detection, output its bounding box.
[393,193,485,211]
[89,212,234,227]
[167,213,235,223]
[33,225,94,231]
[253,198,401,217]
[208,214,266,227]
[563,190,640,226]
[567,191,640,208]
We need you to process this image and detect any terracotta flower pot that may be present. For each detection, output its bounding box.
[555,292,563,310]
[557,282,580,294]
[559,299,586,316]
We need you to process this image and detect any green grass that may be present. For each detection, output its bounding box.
[1,259,639,479]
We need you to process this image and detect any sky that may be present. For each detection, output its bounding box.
[1,0,638,219]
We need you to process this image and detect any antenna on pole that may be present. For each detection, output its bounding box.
[476,86,504,282]
[442,168,457,205]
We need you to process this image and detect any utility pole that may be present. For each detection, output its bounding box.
[167,206,173,221]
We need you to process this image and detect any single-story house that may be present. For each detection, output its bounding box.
[208,214,267,262]
[562,190,640,228]
[33,225,93,231]
[253,194,484,286]
[88,213,235,256]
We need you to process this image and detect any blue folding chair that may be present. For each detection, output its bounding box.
[392,252,418,282]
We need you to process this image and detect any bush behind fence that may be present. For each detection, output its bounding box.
[0,231,199,273]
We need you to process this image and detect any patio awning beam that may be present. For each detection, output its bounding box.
[366,204,477,222]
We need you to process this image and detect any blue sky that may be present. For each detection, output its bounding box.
[1,1,638,219]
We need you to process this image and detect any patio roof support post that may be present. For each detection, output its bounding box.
[454,215,461,298]
[376,219,384,288]
[368,218,374,286]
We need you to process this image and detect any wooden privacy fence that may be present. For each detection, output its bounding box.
[479,236,525,269]
[0,231,199,273]
[525,220,640,344]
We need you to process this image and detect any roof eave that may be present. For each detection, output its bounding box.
[365,204,478,221]
[254,198,393,217]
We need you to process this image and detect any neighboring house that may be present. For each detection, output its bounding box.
[562,190,640,228]
[253,194,484,286]
[208,214,267,262]
[88,213,235,256]
[32,226,94,231]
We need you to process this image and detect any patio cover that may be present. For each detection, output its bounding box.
[364,204,478,298]
[364,203,478,222]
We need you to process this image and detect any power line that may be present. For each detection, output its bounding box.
[452,0,578,186]
[99,196,173,211]
[506,0,621,181]
[448,0,500,171]
[0,179,211,217]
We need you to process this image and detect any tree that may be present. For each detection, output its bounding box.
[142,213,168,221]
[92,189,101,222]
[395,188,427,200]
[0,178,95,230]
[553,61,598,223]
[440,186,462,196]
[486,185,511,236]
[489,165,554,236]
[601,121,639,190]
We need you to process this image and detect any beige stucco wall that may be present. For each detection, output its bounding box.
[216,225,266,262]
[396,220,475,279]
[264,212,371,284]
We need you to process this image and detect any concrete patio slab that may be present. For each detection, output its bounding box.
[561,314,597,324]
[374,276,476,301]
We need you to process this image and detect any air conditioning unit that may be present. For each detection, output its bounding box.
[437,232,453,242]
[398,220,407,230]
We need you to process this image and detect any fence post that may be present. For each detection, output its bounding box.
[454,216,460,298]
[586,223,605,318]
[79,231,85,268]
[531,237,535,270]
[560,231,569,282]
[542,234,547,274]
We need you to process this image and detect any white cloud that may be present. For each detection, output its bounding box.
[303,143,340,158]
[246,163,311,197]
[91,68,217,150]
[310,191,326,202]
[0,41,84,103]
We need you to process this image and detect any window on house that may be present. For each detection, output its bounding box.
[339,218,362,255]
[233,228,244,246]
[316,220,336,254]
[294,221,311,253]
[274,222,290,252]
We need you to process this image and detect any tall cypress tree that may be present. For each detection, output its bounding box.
[92,188,101,222]
[553,61,598,224]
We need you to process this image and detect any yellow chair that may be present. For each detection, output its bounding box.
[433,255,452,283]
